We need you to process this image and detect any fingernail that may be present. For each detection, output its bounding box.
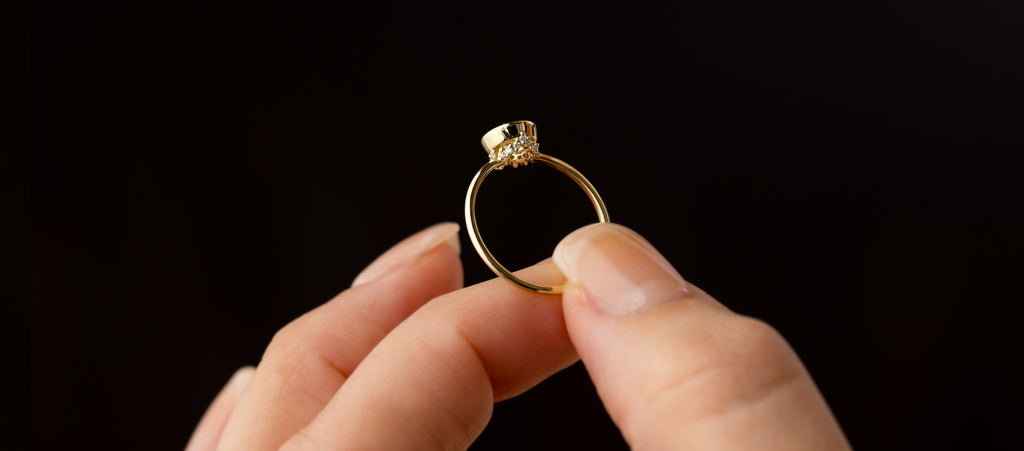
[184,367,255,451]
[352,222,461,287]
[225,366,256,398]
[553,223,689,316]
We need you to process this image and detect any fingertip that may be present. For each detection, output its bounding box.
[554,223,690,317]
[226,366,256,397]
[284,258,579,450]
[346,235,465,319]
[216,228,465,450]
[353,222,461,287]
[185,366,257,451]
[556,228,849,450]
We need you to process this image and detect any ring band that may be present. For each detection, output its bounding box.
[464,121,610,294]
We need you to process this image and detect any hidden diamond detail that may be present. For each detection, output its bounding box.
[488,135,540,169]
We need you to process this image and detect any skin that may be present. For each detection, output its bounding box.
[187,222,850,450]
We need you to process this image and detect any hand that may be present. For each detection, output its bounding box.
[186,223,850,450]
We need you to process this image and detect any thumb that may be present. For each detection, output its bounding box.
[553,223,850,450]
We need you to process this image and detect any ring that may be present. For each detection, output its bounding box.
[464,120,610,294]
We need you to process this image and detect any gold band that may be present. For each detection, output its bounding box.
[465,121,610,294]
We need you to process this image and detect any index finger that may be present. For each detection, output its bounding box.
[280,260,578,450]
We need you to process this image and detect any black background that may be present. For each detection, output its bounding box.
[31,1,1024,450]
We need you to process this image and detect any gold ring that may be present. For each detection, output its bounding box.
[464,120,610,294]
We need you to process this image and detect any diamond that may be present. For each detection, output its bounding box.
[489,135,540,169]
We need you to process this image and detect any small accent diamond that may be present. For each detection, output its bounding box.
[490,135,540,169]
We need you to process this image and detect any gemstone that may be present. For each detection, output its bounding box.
[489,135,540,169]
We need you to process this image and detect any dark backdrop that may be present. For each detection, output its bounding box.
[32,2,1023,450]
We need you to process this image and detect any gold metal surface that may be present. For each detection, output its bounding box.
[465,121,610,294]
[480,120,537,152]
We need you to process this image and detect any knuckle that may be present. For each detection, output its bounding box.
[725,317,794,366]
[623,316,804,433]
[710,316,804,394]
[259,316,350,407]
[265,317,307,359]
